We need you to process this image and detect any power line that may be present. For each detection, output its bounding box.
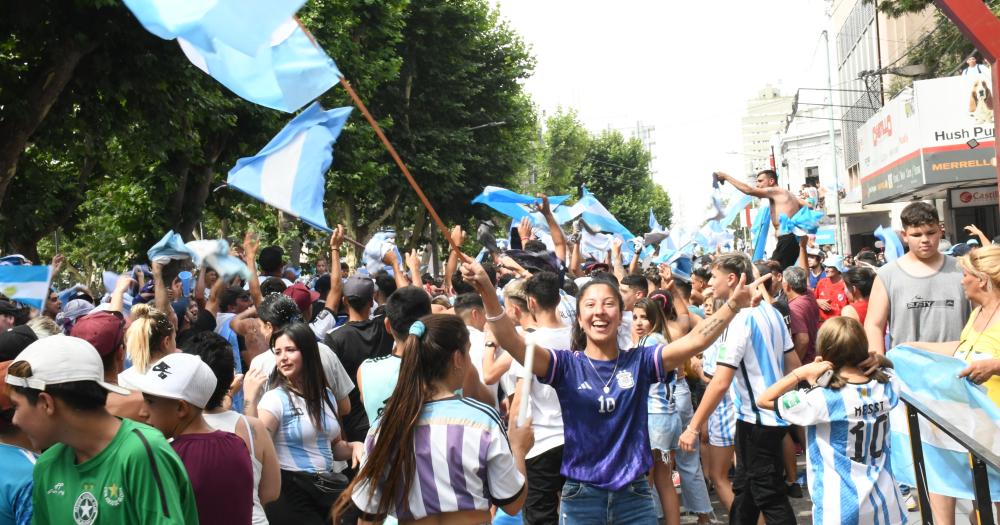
[791,115,869,124]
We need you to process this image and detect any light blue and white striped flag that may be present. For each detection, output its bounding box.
[0,265,53,309]
[751,205,771,262]
[179,19,342,113]
[122,0,305,55]
[875,225,905,262]
[563,186,634,240]
[471,186,570,221]
[887,345,1000,501]
[649,208,663,232]
[228,103,352,232]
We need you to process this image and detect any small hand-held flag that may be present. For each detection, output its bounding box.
[0,266,52,309]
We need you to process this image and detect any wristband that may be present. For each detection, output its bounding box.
[683,427,700,436]
[726,300,739,312]
[486,310,507,323]
[791,370,802,382]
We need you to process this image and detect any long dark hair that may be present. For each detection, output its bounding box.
[571,280,623,351]
[334,314,470,519]
[633,297,669,344]
[269,323,334,430]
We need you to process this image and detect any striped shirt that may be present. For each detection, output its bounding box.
[776,372,905,525]
[258,387,339,473]
[714,302,794,427]
[352,397,524,521]
[702,340,736,446]
[640,333,673,414]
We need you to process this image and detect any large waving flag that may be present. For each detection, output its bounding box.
[887,346,1000,501]
[179,19,342,113]
[471,186,570,222]
[0,265,52,309]
[722,194,754,226]
[875,225,905,262]
[228,103,352,232]
[122,0,305,56]
[563,186,634,240]
[751,205,771,262]
[649,208,663,232]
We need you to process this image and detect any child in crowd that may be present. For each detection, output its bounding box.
[757,317,904,525]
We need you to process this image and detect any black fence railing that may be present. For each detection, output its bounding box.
[901,391,1000,525]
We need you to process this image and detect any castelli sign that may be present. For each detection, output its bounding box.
[950,186,999,208]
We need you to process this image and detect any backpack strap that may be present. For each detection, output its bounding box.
[131,428,171,518]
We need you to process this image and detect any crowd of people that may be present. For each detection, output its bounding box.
[0,171,998,525]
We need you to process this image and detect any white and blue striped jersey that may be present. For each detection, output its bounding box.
[775,371,906,525]
[714,302,793,427]
[702,341,736,447]
[641,333,674,414]
[352,397,525,521]
[258,386,340,473]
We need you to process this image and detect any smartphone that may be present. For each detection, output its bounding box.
[815,369,834,388]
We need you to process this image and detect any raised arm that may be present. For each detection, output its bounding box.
[539,195,567,262]
[628,243,641,275]
[714,171,773,199]
[569,234,583,278]
[965,224,991,247]
[204,271,227,316]
[326,226,344,310]
[243,232,263,306]
[109,275,135,314]
[405,249,422,290]
[660,271,765,370]
[194,265,208,309]
[151,262,177,330]
[461,257,551,377]
[610,238,626,282]
[444,226,466,295]
[757,359,831,411]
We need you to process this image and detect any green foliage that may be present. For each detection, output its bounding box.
[876,0,1000,77]
[539,108,589,194]
[0,0,538,271]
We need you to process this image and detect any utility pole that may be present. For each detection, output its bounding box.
[823,29,844,254]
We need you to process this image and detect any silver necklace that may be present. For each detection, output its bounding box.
[586,351,620,394]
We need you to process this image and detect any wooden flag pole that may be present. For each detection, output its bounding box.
[339,77,461,255]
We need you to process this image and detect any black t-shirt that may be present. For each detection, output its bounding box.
[324,315,394,441]
[771,296,793,331]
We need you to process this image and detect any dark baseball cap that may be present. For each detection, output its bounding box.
[0,325,38,361]
[343,275,375,300]
[71,311,126,358]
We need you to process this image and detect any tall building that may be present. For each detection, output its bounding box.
[741,85,794,176]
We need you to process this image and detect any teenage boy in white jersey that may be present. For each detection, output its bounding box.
[680,253,801,525]
[862,201,969,521]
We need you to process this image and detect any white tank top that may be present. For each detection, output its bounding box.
[204,410,267,525]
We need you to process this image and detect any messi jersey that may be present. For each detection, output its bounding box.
[776,371,906,525]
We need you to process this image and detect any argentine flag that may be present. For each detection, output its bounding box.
[563,186,634,240]
[179,18,342,113]
[122,0,305,56]
[887,346,1000,501]
[0,265,53,309]
[875,225,905,262]
[228,102,352,232]
[751,205,771,262]
[471,186,570,221]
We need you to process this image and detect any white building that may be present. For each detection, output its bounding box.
[742,85,794,176]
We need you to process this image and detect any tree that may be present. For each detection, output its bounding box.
[572,130,671,235]
[539,108,590,195]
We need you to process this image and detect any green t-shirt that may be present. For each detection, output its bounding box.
[31,418,199,525]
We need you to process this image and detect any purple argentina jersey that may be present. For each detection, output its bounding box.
[541,344,672,490]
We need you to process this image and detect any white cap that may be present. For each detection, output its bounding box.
[128,353,217,409]
[5,335,130,395]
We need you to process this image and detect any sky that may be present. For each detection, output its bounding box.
[493,0,834,229]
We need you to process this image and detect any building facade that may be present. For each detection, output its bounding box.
[742,85,794,176]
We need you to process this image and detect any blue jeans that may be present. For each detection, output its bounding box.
[673,383,714,514]
[559,479,658,524]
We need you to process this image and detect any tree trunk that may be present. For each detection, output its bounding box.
[0,39,96,204]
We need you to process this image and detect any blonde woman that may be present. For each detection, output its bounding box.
[118,304,177,388]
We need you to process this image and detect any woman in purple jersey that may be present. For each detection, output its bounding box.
[461,259,762,524]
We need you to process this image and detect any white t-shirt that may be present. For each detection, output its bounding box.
[258,387,340,473]
[248,341,354,401]
[617,310,634,350]
[508,325,570,458]
[467,326,499,408]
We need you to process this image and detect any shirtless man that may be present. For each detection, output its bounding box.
[713,169,802,269]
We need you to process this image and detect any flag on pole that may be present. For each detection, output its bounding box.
[228,103,352,232]
[886,345,1000,501]
[178,19,342,113]
[471,186,570,221]
[722,194,754,226]
[0,265,52,309]
[122,0,305,56]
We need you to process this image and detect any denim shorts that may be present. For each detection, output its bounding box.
[648,412,681,454]
[560,478,658,524]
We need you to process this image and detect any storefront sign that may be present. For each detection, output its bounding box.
[859,75,996,205]
[950,185,999,208]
